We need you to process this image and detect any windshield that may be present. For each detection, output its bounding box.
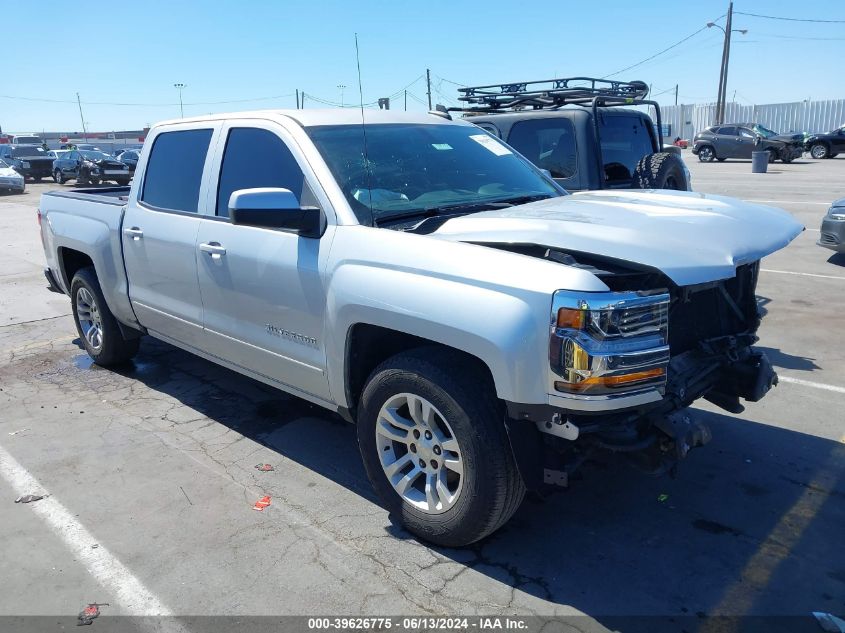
[10,146,45,157]
[0,159,8,168]
[752,124,778,138]
[80,150,113,160]
[306,123,560,223]
[14,137,40,144]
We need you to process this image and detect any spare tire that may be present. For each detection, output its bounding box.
[633,152,689,190]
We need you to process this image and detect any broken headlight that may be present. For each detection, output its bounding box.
[549,291,670,396]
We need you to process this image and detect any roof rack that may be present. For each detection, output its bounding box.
[455,76,650,113]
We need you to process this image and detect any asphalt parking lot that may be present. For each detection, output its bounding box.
[1,156,844,630]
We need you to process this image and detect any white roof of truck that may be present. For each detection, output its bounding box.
[154,108,468,128]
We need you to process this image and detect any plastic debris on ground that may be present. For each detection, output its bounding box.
[15,494,46,504]
[8,428,29,436]
[77,603,108,626]
[253,495,272,511]
[813,612,845,633]
[254,463,275,472]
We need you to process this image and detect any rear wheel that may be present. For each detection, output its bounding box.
[633,152,689,190]
[810,143,829,159]
[70,267,140,366]
[357,348,525,547]
[697,145,715,162]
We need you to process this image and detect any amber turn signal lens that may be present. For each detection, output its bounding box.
[557,307,586,329]
[555,367,665,393]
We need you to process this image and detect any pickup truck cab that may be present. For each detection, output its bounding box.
[40,109,802,546]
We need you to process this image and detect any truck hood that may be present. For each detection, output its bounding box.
[429,189,803,286]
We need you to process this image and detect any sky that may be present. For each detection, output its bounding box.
[2,0,844,134]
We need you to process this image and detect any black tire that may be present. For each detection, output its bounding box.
[116,179,130,186]
[90,177,101,186]
[70,267,140,366]
[809,143,829,160]
[54,170,65,184]
[357,348,525,547]
[767,149,777,164]
[633,152,689,190]
[781,153,793,164]
[697,145,716,162]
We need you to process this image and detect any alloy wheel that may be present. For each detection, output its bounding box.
[75,287,104,351]
[375,393,463,514]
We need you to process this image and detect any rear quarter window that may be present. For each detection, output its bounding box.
[140,129,213,213]
[598,114,655,183]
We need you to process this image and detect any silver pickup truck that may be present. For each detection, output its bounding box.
[39,109,802,546]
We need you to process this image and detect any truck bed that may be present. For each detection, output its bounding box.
[43,186,131,206]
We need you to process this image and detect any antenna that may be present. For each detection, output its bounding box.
[354,33,374,225]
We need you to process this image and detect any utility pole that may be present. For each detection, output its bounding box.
[404,90,407,111]
[173,83,186,118]
[301,92,306,108]
[426,68,432,110]
[674,84,678,106]
[76,92,88,143]
[337,84,347,108]
[719,2,733,124]
[296,89,300,109]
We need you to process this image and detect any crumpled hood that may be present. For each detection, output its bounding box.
[429,189,804,286]
[770,133,804,145]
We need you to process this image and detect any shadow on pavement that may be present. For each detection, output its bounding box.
[98,338,844,625]
[756,346,820,372]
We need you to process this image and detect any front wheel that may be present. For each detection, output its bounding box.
[810,143,829,159]
[54,170,65,184]
[357,349,525,547]
[697,145,715,162]
[71,267,140,366]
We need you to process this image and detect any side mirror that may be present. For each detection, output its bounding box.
[228,188,325,237]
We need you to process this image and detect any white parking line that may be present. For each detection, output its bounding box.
[0,443,189,632]
[779,375,845,395]
[761,268,845,281]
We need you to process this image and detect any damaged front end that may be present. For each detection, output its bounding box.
[506,257,778,488]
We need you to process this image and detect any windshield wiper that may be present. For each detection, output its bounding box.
[375,193,555,227]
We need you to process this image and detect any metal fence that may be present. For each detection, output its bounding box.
[655,99,845,141]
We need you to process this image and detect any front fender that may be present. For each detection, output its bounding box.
[324,262,551,408]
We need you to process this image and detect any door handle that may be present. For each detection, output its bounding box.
[124,227,143,240]
[199,242,227,258]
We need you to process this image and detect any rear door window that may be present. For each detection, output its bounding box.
[215,127,309,217]
[507,118,578,178]
[598,114,655,183]
[140,129,212,213]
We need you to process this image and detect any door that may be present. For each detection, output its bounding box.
[195,123,333,401]
[833,127,845,153]
[122,126,218,347]
[714,126,738,157]
[737,128,757,159]
[59,151,80,179]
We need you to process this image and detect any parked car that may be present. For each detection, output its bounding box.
[114,144,143,158]
[52,149,131,185]
[39,109,801,547]
[805,124,845,159]
[0,158,25,193]
[118,149,141,172]
[0,144,54,180]
[818,198,845,253]
[692,123,804,163]
[459,77,691,192]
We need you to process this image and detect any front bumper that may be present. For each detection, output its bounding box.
[818,214,845,252]
[0,177,25,191]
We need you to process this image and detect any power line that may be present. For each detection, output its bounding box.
[0,93,295,107]
[602,17,723,78]
[735,11,845,24]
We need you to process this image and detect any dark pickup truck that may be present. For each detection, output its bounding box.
[0,144,54,180]
[448,77,691,193]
